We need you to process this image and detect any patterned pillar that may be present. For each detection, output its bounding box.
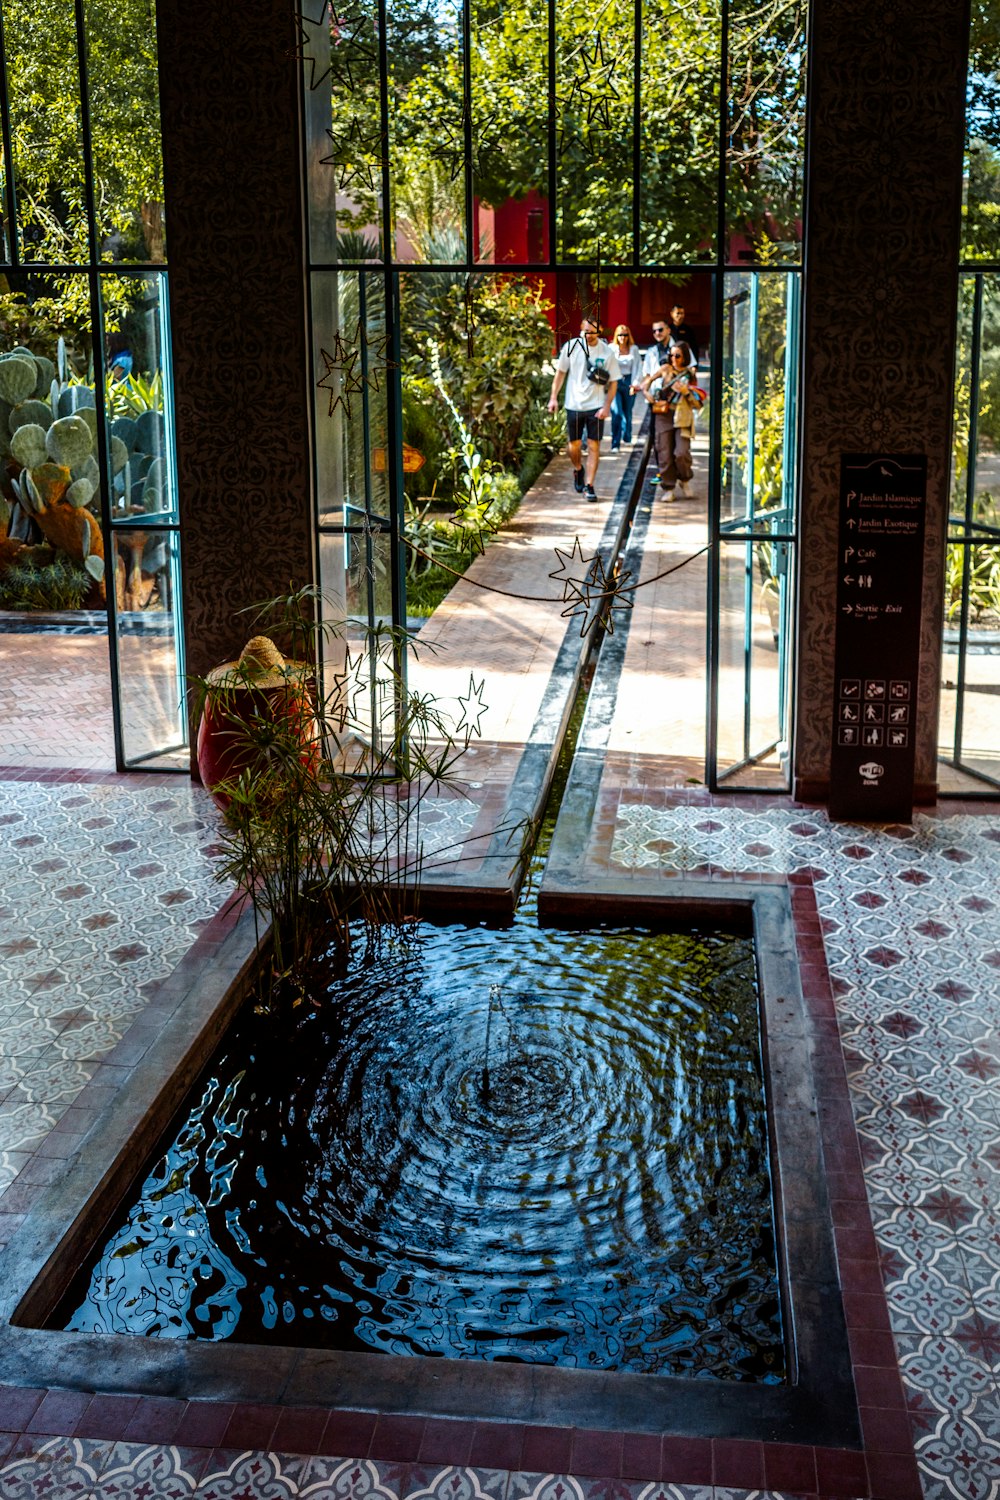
[793,0,970,802]
[156,0,313,702]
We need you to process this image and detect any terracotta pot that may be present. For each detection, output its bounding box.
[196,636,319,808]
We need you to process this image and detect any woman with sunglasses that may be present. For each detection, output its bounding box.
[637,341,704,502]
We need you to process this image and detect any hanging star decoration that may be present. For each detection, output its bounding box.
[346,512,383,588]
[293,0,333,90]
[316,331,364,417]
[455,673,488,742]
[438,104,500,183]
[294,1,378,93]
[316,322,395,420]
[449,471,502,558]
[320,117,386,192]
[327,3,378,92]
[550,538,633,638]
[327,641,371,733]
[559,35,621,156]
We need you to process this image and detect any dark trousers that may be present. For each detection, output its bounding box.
[653,413,692,486]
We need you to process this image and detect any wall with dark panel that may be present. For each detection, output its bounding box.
[156,0,313,712]
[794,0,970,801]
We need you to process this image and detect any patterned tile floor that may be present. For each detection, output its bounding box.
[605,799,1000,1499]
[1,765,999,1496]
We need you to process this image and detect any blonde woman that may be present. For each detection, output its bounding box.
[610,322,640,450]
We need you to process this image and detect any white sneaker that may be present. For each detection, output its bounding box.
[663,489,676,502]
[676,480,689,497]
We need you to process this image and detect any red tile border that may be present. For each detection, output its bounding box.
[712,1436,765,1486]
[521,1423,573,1473]
[659,1435,712,1484]
[620,1431,660,1480]
[417,1417,476,1467]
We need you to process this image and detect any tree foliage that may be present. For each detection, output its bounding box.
[315,0,807,265]
[0,0,164,332]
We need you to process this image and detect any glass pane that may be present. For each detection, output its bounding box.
[318,530,396,756]
[313,269,391,528]
[114,527,186,767]
[0,273,106,604]
[83,0,165,262]
[721,271,752,525]
[719,270,798,529]
[726,0,807,264]
[4,0,90,264]
[716,537,790,788]
[963,2,1000,261]
[301,0,384,264]
[971,275,1000,527]
[387,0,466,264]
[470,0,549,264]
[555,0,633,263]
[639,0,721,264]
[750,271,796,519]
[103,271,177,523]
[940,541,1000,785]
[951,274,976,535]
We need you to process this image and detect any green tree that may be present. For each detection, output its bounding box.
[0,0,164,331]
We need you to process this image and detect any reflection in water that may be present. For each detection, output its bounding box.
[65,914,783,1381]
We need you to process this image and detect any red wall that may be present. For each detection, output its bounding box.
[482,194,712,359]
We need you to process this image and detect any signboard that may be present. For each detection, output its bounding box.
[829,454,927,822]
[372,445,425,474]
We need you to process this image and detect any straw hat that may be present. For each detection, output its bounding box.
[205,634,313,690]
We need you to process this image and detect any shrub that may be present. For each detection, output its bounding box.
[0,555,91,611]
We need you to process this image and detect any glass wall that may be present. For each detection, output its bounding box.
[300,0,807,785]
[712,269,799,787]
[942,3,1000,794]
[941,273,1000,790]
[0,0,183,770]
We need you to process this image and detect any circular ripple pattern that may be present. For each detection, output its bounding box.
[65,917,784,1380]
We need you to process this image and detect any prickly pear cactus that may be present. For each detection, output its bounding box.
[45,415,94,469]
[10,424,48,470]
[0,356,37,406]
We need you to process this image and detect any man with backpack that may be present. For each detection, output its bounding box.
[548,316,620,502]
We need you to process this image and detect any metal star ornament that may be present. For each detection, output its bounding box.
[456,673,488,740]
[293,0,333,91]
[549,536,598,602]
[316,334,364,417]
[327,642,370,732]
[320,118,386,192]
[560,552,634,638]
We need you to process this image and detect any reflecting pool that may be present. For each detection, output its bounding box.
[64,912,783,1381]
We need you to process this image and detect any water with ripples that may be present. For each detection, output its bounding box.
[63,906,784,1380]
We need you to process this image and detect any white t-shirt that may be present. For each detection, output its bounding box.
[642,340,670,395]
[556,337,621,412]
[612,342,641,385]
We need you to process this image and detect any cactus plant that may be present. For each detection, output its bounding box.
[0,355,38,406]
[0,337,170,612]
[10,424,48,470]
[45,415,94,469]
[9,399,53,433]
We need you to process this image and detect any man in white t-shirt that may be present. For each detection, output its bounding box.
[547,317,619,502]
[635,316,671,402]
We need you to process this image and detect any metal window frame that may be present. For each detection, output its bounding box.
[0,0,180,772]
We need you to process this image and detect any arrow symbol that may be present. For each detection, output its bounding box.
[846,518,856,529]
[843,574,855,585]
[842,603,853,614]
[844,547,855,560]
[846,490,857,505]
